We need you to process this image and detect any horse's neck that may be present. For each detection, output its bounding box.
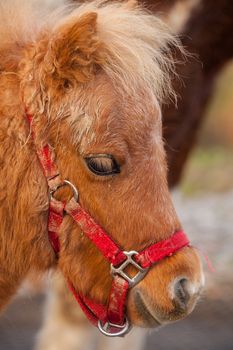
[0,74,55,310]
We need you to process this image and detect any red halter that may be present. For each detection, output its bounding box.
[26,111,189,337]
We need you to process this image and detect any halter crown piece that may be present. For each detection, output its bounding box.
[25,110,190,337]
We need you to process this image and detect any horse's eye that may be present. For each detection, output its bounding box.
[84,155,120,176]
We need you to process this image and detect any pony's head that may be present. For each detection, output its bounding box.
[20,1,204,328]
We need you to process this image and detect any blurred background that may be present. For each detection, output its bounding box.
[0,59,232,350]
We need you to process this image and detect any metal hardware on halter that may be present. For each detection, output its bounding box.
[49,179,79,202]
[97,318,131,337]
[111,251,149,287]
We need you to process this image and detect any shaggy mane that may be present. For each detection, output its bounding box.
[0,0,182,102]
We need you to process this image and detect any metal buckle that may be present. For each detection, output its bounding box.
[50,179,79,202]
[98,318,130,337]
[111,251,149,287]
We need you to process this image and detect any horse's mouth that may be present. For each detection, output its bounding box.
[133,291,162,327]
[133,283,202,328]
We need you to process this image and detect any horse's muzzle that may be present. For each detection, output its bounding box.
[127,246,204,327]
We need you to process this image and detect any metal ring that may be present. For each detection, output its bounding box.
[50,179,79,202]
[97,318,130,337]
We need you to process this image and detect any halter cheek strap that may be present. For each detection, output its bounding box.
[26,111,190,337]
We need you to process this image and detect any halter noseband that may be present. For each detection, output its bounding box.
[26,111,189,337]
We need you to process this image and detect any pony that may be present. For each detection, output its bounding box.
[0,0,203,336]
[34,0,233,347]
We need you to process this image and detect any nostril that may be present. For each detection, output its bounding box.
[174,278,190,309]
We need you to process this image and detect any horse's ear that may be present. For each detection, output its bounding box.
[47,12,101,84]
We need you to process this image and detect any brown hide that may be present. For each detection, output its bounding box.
[157,0,233,186]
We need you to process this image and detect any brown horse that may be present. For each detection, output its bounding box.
[0,0,203,333]
[152,0,233,187]
[35,0,233,348]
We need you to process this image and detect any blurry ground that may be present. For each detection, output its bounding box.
[0,60,233,350]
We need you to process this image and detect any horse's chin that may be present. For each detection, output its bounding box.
[130,291,162,328]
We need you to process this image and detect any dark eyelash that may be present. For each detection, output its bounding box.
[84,155,120,176]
